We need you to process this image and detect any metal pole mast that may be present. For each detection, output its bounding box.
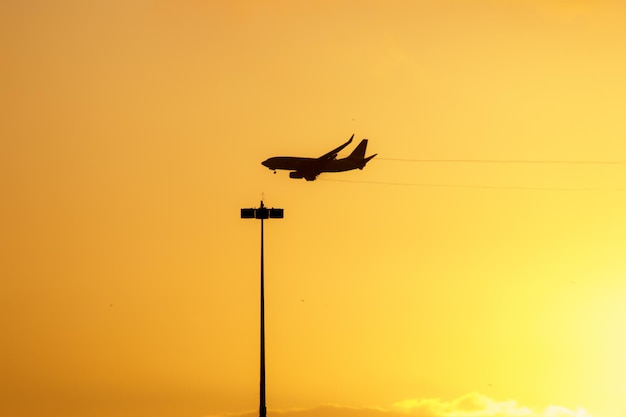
[241,201,283,417]
[259,208,266,417]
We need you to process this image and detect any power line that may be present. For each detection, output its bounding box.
[376,157,626,165]
[320,178,626,191]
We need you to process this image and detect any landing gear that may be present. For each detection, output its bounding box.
[273,170,276,174]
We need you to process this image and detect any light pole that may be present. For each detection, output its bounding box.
[241,201,284,417]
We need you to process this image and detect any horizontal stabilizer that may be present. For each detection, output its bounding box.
[364,154,377,163]
[359,153,377,169]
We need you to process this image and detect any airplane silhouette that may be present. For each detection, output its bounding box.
[261,135,377,181]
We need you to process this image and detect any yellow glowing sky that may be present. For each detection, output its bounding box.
[2,1,626,417]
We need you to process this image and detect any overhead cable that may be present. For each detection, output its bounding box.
[376,158,626,165]
[320,178,626,191]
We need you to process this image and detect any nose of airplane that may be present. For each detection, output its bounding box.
[261,159,269,167]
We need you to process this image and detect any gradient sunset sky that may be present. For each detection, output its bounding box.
[3,1,626,417]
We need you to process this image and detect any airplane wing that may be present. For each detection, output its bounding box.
[317,134,354,161]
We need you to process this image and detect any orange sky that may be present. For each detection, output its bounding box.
[2,1,626,417]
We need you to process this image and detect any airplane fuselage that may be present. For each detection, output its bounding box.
[262,157,367,173]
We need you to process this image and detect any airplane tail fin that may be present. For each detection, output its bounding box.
[348,139,369,160]
[348,139,377,169]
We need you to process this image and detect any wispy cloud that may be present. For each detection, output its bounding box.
[391,393,591,417]
[207,393,593,417]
